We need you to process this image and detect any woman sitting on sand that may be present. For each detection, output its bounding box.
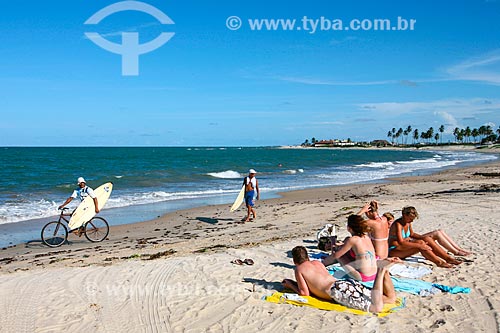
[388,206,462,268]
[322,215,378,282]
[383,212,395,227]
[357,201,390,259]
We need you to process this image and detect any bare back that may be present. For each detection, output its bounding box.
[366,217,390,259]
[348,235,378,276]
[295,260,335,300]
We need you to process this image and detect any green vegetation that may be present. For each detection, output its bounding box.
[301,124,500,148]
[387,124,499,146]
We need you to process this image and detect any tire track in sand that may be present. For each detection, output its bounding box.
[133,258,181,332]
[78,259,180,332]
[0,272,42,332]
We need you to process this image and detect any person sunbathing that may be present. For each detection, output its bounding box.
[322,215,379,282]
[282,245,399,313]
[388,206,462,268]
[383,212,395,227]
[357,201,390,259]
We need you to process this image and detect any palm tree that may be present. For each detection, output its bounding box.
[438,125,445,144]
[420,131,428,143]
[387,130,393,143]
[478,125,487,141]
[459,129,466,143]
[427,127,434,144]
[396,128,403,145]
[405,126,412,145]
[453,127,460,143]
[472,128,479,143]
[434,133,440,144]
[485,125,493,136]
[465,126,472,143]
[413,129,419,144]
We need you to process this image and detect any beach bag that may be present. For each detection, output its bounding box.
[316,224,337,251]
[316,224,335,240]
[317,237,331,251]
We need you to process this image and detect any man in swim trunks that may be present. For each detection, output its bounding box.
[282,246,399,313]
[243,169,260,222]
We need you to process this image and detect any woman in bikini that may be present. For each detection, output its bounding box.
[357,201,390,259]
[383,212,395,227]
[322,215,379,282]
[388,206,461,268]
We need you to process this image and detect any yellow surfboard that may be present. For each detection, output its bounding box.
[68,182,113,230]
[230,185,245,212]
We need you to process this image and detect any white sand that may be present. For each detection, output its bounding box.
[1,159,500,332]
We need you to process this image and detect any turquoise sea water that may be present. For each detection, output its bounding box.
[0,147,497,247]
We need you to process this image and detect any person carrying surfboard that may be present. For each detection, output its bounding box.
[59,177,100,214]
[243,169,260,222]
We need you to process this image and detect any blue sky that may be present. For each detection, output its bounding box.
[1,0,499,146]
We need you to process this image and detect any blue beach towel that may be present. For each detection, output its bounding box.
[432,283,470,294]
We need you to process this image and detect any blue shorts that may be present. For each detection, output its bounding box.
[245,190,255,207]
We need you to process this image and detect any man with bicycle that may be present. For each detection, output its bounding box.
[59,177,100,213]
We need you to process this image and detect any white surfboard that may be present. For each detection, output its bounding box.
[230,185,245,212]
[68,182,113,230]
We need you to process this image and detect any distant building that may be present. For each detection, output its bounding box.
[313,139,356,147]
[371,140,392,147]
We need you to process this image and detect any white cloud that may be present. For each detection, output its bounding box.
[277,76,399,86]
[271,50,500,88]
[445,50,500,85]
[311,121,344,125]
[433,111,459,133]
[358,98,500,117]
[357,98,500,133]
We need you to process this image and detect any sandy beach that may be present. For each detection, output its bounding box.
[1,157,500,332]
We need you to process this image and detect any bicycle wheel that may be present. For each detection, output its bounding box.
[84,217,109,242]
[41,221,68,247]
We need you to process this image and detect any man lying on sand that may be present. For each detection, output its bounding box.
[282,246,400,313]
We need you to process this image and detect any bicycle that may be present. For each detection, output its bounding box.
[41,207,110,247]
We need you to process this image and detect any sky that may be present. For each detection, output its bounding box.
[1,0,500,146]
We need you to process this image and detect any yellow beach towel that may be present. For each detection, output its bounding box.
[264,292,405,317]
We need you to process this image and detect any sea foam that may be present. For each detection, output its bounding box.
[207,170,242,179]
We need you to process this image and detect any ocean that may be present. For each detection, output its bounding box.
[0,147,497,247]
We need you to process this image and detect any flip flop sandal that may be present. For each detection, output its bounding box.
[231,259,244,265]
[243,258,254,265]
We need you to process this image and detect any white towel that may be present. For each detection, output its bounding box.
[280,293,308,303]
[389,263,432,279]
